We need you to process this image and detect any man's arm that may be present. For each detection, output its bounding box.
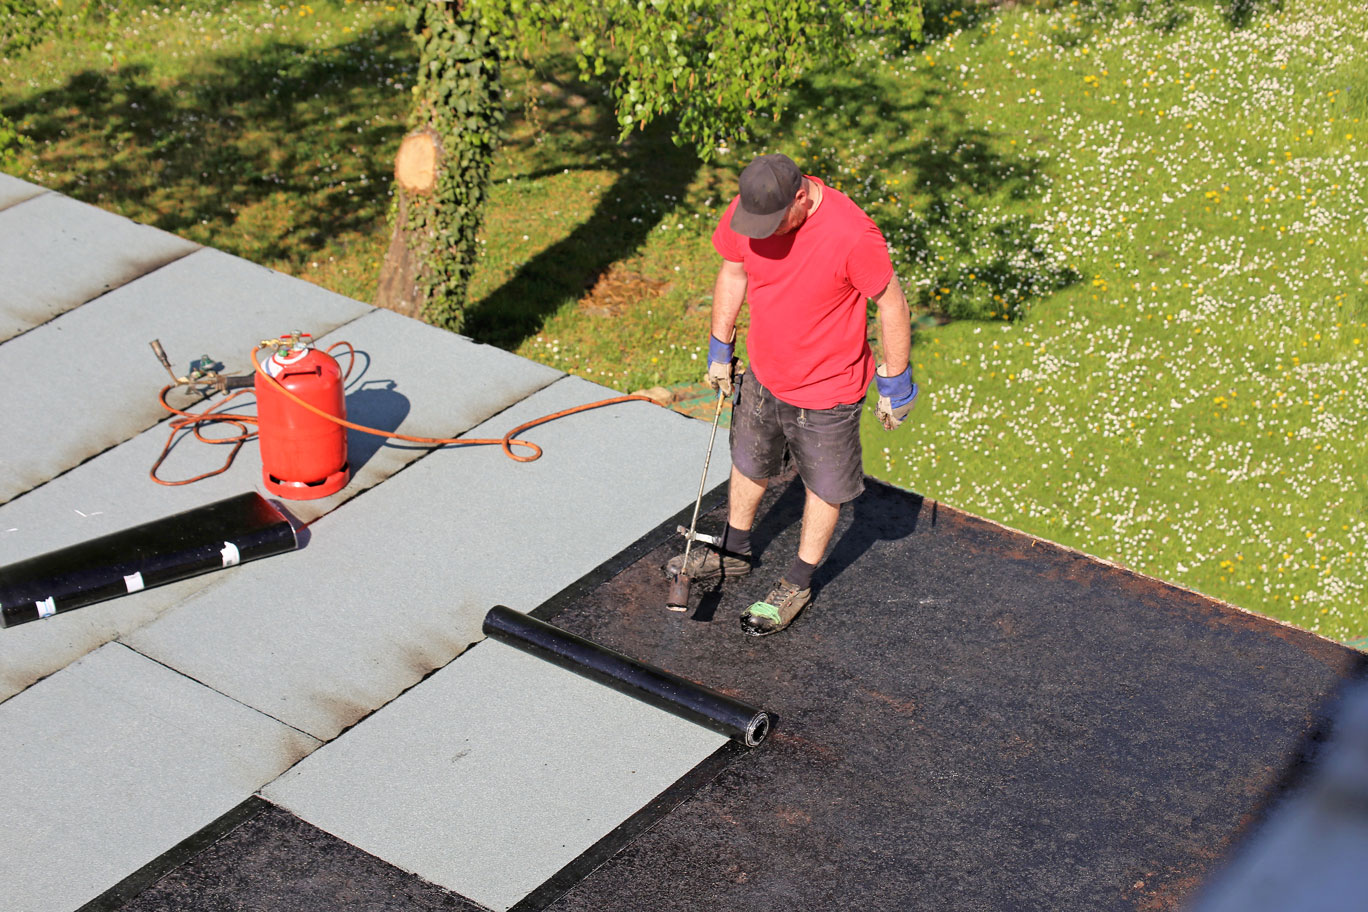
[871,275,918,430]
[872,274,911,374]
[711,259,748,344]
[704,259,748,395]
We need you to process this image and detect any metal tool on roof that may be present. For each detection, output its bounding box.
[483,605,771,747]
[676,526,720,547]
[150,339,252,392]
[666,386,727,612]
[0,492,297,628]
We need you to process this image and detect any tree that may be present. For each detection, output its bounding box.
[376,0,924,333]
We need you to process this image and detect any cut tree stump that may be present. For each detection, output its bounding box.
[394,130,439,195]
[375,128,441,320]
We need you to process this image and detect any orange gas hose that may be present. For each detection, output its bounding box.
[150,341,664,485]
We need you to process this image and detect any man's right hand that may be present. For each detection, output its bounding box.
[706,334,735,396]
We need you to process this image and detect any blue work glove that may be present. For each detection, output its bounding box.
[874,363,918,430]
[706,334,735,396]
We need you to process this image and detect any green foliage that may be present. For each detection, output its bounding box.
[404,1,503,333]
[0,110,26,172]
[473,0,924,155]
[0,0,52,55]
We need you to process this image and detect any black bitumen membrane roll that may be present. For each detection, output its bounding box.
[482,604,771,747]
[0,492,297,628]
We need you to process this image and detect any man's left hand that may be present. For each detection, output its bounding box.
[874,363,918,430]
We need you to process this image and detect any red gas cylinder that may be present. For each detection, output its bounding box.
[256,334,350,500]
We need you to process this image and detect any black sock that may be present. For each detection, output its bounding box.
[785,556,817,590]
[721,524,752,556]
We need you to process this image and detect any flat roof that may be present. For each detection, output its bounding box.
[2,172,1360,912]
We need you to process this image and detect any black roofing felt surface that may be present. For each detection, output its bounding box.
[91,799,484,912]
[538,475,1362,912]
[89,474,1361,912]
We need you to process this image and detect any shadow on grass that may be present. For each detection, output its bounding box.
[5,28,707,352]
[1,24,414,276]
[474,36,1078,345]
[919,0,1279,41]
[780,70,1078,322]
[462,110,702,351]
[918,0,1003,44]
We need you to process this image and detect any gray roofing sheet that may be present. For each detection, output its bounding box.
[284,308,564,524]
[0,310,564,700]
[0,171,45,210]
[0,191,199,341]
[265,637,726,912]
[0,180,732,912]
[0,642,318,912]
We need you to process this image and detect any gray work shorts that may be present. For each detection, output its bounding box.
[729,370,866,506]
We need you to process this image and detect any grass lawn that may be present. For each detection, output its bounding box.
[851,0,1368,642]
[3,0,1364,642]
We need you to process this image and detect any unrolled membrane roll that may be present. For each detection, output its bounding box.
[482,605,771,747]
[0,492,297,628]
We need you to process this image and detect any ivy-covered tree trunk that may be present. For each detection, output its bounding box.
[375,1,502,333]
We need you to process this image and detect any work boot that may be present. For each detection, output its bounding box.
[740,579,812,637]
[664,545,751,582]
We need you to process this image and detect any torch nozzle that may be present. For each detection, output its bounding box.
[666,573,692,612]
[149,339,183,383]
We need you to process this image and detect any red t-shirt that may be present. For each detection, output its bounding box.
[712,177,894,409]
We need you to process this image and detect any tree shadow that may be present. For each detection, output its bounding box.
[778,69,1079,322]
[919,0,1273,39]
[462,113,702,350]
[1,24,414,278]
[4,26,708,352]
[1225,0,1284,28]
[917,0,1004,44]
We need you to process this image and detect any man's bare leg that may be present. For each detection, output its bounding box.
[797,486,841,567]
[728,464,768,531]
[739,484,836,636]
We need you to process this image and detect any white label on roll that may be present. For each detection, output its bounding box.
[36,597,56,619]
[124,572,145,593]
[221,541,241,567]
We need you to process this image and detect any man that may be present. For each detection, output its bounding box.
[667,152,918,636]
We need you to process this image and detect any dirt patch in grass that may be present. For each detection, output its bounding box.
[578,266,671,318]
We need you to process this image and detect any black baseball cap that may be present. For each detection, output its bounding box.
[730,153,803,239]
